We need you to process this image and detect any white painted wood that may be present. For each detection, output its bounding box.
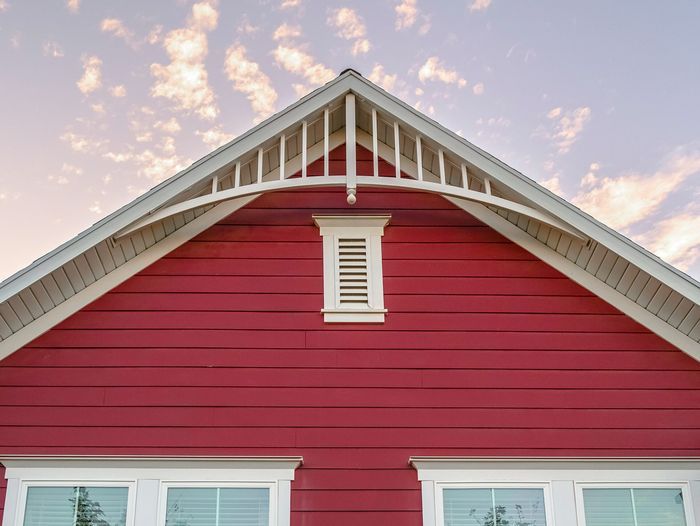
[461,163,468,189]
[279,134,285,180]
[211,174,218,193]
[617,265,641,295]
[627,272,652,302]
[551,480,578,526]
[324,107,329,177]
[605,258,629,288]
[84,247,106,280]
[689,318,700,340]
[679,305,700,334]
[669,298,696,328]
[8,296,32,325]
[277,480,291,526]
[0,315,13,339]
[257,148,263,184]
[234,161,241,188]
[0,478,20,526]
[134,479,159,526]
[301,120,307,178]
[657,291,684,321]
[421,481,437,526]
[637,279,662,308]
[446,198,700,359]
[314,215,390,323]
[646,284,673,315]
[394,121,401,178]
[39,275,64,305]
[484,177,492,195]
[18,289,43,318]
[372,108,379,177]
[345,93,357,196]
[438,149,446,185]
[416,134,424,181]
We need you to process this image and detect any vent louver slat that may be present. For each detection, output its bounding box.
[338,238,369,305]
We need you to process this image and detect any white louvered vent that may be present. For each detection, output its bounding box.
[337,237,369,306]
[314,215,391,323]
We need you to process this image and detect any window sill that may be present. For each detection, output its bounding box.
[321,308,388,323]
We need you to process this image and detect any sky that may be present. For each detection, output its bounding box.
[0,0,699,282]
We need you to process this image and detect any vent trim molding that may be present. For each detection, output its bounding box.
[313,215,391,323]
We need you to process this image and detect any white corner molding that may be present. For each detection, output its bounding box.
[410,457,700,526]
[1,456,302,526]
[313,215,391,323]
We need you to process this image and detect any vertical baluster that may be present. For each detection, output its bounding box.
[484,177,492,195]
[394,121,401,178]
[211,174,218,193]
[372,108,379,177]
[234,162,241,188]
[461,163,468,190]
[279,134,285,180]
[301,120,308,178]
[438,149,446,186]
[324,107,329,177]
[416,134,423,182]
[257,148,263,184]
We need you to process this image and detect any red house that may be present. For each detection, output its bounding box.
[1,70,699,526]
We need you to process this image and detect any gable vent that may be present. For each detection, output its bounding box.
[338,238,369,305]
[314,215,390,323]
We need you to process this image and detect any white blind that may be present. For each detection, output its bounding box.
[165,487,270,526]
[443,488,547,526]
[23,486,128,526]
[583,488,687,526]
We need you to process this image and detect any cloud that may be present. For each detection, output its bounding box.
[42,41,64,58]
[237,15,258,35]
[60,131,106,152]
[368,64,398,92]
[154,117,181,134]
[546,106,591,154]
[327,7,371,56]
[571,146,700,230]
[273,45,335,86]
[273,23,301,41]
[109,85,127,97]
[196,126,235,149]
[100,18,135,46]
[418,56,467,87]
[395,0,417,29]
[150,1,219,120]
[0,1,9,12]
[90,103,105,114]
[469,0,492,11]
[77,55,102,95]
[224,44,278,122]
[103,137,192,183]
[635,204,700,271]
[66,0,79,13]
[88,201,103,214]
[280,0,301,8]
[472,82,485,95]
[147,25,163,45]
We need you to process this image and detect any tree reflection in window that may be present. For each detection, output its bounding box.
[23,486,128,526]
[444,488,546,526]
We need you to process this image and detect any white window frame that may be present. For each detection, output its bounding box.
[1,456,302,526]
[435,482,554,526]
[576,482,695,526]
[411,457,700,526]
[313,215,390,323]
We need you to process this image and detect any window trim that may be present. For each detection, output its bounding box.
[313,215,391,323]
[1,456,302,526]
[575,482,695,526]
[411,457,700,526]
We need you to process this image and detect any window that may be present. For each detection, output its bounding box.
[411,458,699,526]
[313,215,390,323]
[580,486,690,526]
[162,484,273,526]
[22,485,131,526]
[441,486,547,526]
[1,456,301,526]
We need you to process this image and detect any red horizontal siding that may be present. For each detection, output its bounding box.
[1,172,699,524]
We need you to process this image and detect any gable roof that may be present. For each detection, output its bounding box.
[1,69,699,360]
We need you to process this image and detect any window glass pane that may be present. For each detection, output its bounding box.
[443,488,546,526]
[24,486,128,526]
[165,487,270,526]
[634,489,686,526]
[219,488,270,526]
[583,489,636,526]
[495,488,547,526]
[443,488,492,526]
